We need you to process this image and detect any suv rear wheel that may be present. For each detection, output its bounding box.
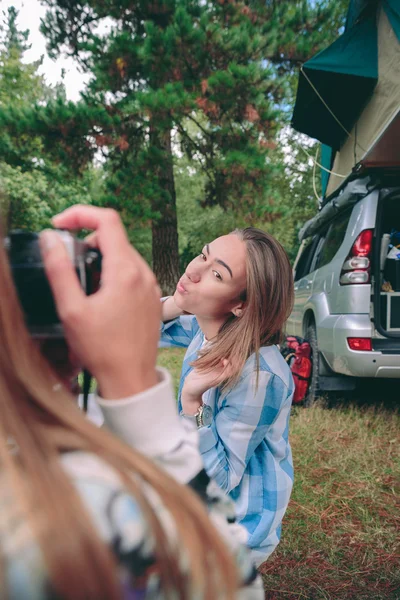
[304,322,320,407]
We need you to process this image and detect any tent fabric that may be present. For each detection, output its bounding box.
[319,0,375,196]
[346,0,373,29]
[320,144,333,197]
[291,15,378,150]
[361,109,400,167]
[326,7,400,194]
[305,15,377,79]
[345,0,400,43]
[383,0,400,40]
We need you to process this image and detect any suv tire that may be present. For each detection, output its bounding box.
[304,322,319,407]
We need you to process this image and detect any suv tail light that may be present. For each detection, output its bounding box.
[340,229,373,285]
[347,337,372,351]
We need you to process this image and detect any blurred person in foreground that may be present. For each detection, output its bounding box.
[0,205,263,600]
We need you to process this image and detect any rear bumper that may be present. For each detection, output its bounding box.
[318,314,400,378]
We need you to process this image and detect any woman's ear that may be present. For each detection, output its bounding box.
[232,303,244,318]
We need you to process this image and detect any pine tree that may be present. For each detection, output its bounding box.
[30,1,345,292]
[0,8,98,231]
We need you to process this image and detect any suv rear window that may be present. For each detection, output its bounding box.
[294,236,319,281]
[316,210,352,269]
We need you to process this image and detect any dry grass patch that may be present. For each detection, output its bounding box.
[261,402,400,600]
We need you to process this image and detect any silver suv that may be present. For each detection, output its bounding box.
[287,178,400,404]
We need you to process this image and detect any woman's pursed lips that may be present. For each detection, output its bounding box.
[177,278,188,294]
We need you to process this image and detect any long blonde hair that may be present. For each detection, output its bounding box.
[193,227,294,388]
[0,239,237,599]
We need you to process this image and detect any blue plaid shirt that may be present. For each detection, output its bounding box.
[160,315,294,565]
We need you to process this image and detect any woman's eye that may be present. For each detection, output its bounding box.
[213,271,222,281]
[200,252,207,261]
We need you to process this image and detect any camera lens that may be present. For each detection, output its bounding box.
[8,232,60,326]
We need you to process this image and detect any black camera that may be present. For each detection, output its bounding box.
[6,230,102,339]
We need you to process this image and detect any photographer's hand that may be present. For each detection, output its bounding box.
[40,206,160,399]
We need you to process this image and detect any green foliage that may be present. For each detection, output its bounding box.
[0,7,59,169]
[0,164,53,231]
[0,7,49,107]
[259,130,320,262]
[33,0,347,290]
[0,162,102,231]
[175,157,234,269]
[0,2,347,278]
[0,8,104,231]
[175,127,319,270]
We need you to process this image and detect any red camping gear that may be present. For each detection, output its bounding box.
[280,336,312,404]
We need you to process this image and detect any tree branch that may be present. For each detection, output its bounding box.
[186,113,211,140]
[175,123,215,185]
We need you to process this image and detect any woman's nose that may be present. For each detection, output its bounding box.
[186,269,201,284]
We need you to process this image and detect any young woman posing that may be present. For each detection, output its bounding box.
[0,206,263,599]
[161,227,295,566]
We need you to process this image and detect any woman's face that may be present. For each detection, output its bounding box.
[174,234,247,319]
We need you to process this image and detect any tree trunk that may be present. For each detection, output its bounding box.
[150,127,181,295]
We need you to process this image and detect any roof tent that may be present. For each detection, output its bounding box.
[291,13,378,150]
[292,0,400,197]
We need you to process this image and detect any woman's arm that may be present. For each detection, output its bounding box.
[161,296,184,322]
[193,371,292,493]
[159,297,199,349]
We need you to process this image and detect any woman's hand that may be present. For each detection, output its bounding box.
[181,360,231,415]
[162,296,185,322]
[40,205,161,400]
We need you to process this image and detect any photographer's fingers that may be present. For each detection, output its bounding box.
[40,230,86,320]
[52,205,129,258]
[84,231,98,248]
[52,205,150,284]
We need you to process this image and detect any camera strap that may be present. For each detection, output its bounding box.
[82,369,92,413]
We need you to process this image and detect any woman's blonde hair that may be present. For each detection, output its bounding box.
[193,227,294,388]
[0,239,237,599]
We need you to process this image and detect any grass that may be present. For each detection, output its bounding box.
[157,347,400,600]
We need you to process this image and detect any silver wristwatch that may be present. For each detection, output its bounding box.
[181,403,213,428]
